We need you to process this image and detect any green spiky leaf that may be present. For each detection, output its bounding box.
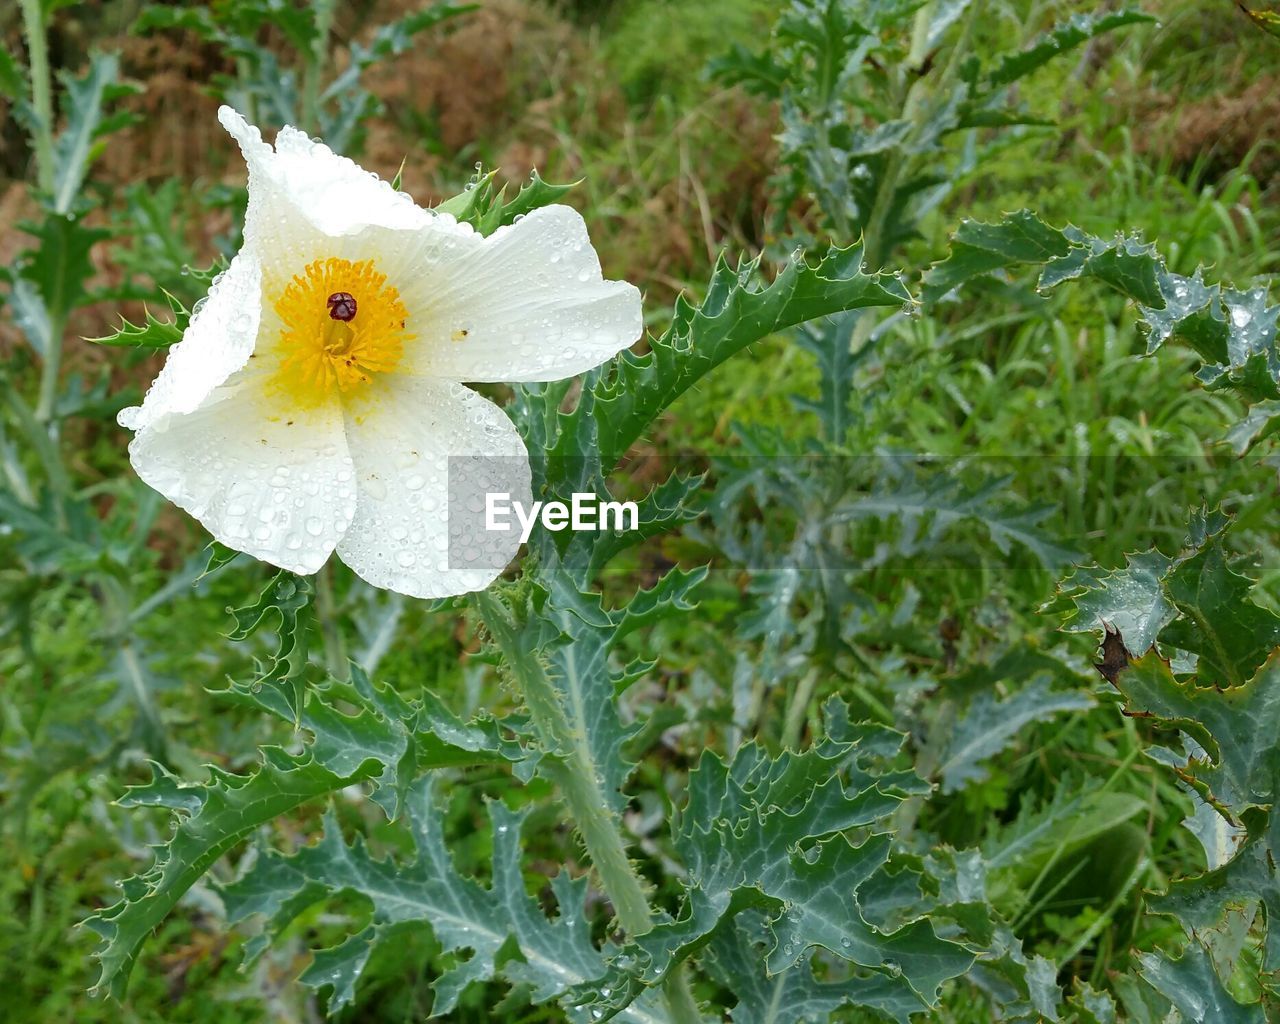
[986,11,1155,90]
[1160,543,1280,689]
[50,52,140,215]
[704,911,929,1024]
[924,212,1280,431]
[359,3,478,64]
[578,244,910,470]
[16,213,109,324]
[86,666,526,999]
[568,702,974,1021]
[436,169,577,236]
[1113,650,1280,818]
[219,780,649,1017]
[1068,982,1119,1024]
[1137,941,1265,1024]
[1151,798,1280,977]
[1223,399,1280,455]
[829,467,1080,570]
[86,292,188,348]
[87,749,383,1000]
[1050,508,1233,659]
[1240,4,1280,40]
[224,570,314,721]
[1054,550,1177,657]
[939,678,1093,794]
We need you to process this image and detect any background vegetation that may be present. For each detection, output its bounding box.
[3,0,1280,1021]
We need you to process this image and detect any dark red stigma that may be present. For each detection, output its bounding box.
[327,292,357,322]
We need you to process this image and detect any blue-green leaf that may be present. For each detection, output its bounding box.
[1137,942,1265,1024]
[87,667,526,999]
[926,212,1280,442]
[570,703,972,1021]
[986,11,1155,90]
[220,781,631,1016]
[50,52,139,214]
[939,678,1093,794]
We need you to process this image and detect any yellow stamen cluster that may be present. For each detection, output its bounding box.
[270,257,411,408]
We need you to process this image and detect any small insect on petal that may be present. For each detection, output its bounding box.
[327,292,357,322]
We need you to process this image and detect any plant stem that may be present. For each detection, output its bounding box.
[781,668,818,749]
[662,968,703,1022]
[858,1,978,271]
[476,591,701,1022]
[314,561,347,679]
[301,0,336,135]
[21,0,65,424]
[476,591,652,931]
[20,0,54,194]
[859,3,931,270]
[34,311,66,424]
[7,385,67,527]
[549,757,653,931]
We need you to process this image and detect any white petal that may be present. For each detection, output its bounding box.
[217,107,474,260]
[336,377,531,599]
[128,382,356,575]
[118,253,262,433]
[393,205,643,382]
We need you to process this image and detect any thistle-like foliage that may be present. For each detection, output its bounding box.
[220,783,647,1019]
[520,242,911,532]
[85,664,527,1002]
[926,211,1280,447]
[581,244,912,467]
[83,201,919,1018]
[43,3,1280,1021]
[713,2,1151,256]
[569,702,978,1022]
[1055,509,1280,1010]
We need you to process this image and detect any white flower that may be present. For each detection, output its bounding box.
[119,107,641,598]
